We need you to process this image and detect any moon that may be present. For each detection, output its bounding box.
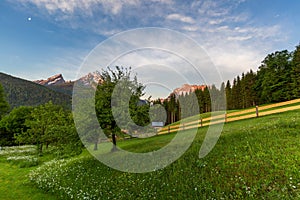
[27,17,32,21]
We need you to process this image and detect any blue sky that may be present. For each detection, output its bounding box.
[0,0,300,97]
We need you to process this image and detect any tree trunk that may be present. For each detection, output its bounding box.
[38,143,43,156]
[111,133,117,152]
[94,141,98,151]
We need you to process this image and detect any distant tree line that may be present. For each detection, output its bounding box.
[159,44,300,124]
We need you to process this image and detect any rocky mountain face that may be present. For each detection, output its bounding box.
[159,84,207,102]
[172,84,207,96]
[34,74,65,86]
[33,72,103,95]
[77,71,102,86]
[34,72,102,87]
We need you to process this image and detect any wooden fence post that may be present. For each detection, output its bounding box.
[200,118,203,127]
[256,106,259,117]
[168,126,170,134]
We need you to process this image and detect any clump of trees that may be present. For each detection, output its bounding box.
[0,99,82,157]
[228,44,300,108]
[0,106,32,146]
[15,102,82,156]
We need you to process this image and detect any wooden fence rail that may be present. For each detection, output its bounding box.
[158,98,300,135]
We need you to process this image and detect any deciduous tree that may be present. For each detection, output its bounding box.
[95,67,148,151]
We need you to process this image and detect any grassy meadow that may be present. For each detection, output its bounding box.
[1,110,300,199]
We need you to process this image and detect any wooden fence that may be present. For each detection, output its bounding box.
[158,98,300,135]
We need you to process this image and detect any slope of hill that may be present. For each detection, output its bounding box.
[47,82,74,96]
[0,73,71,109]
[9,110,299,199]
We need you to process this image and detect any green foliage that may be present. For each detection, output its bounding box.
[0,83,9,119]
[163,93,180,124]
[0,106,33,146]
[256,50,293,103]
[15,102,82,157]
[0,72,71,109]
[95,66,150,137]
[49,125,83,158]
[291,44,300,98]
[227,70,257,110]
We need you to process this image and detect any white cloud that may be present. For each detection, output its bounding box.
[209,19,224,25]
[227,36,252,41]
[150,0,173,4]
[15,0,140,15]
[181,25,198,32]
[166,13,195,24]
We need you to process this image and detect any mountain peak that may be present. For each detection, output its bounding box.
[77,71,102,86]
[34,74,65,86]
[173,84,207,96]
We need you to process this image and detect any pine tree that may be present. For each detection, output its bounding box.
[242,70,257,107]
[225,80,232,110]
[218,82,226,110]
[203,87,211,113]
[195,89,204,113]
[231,78,240,109]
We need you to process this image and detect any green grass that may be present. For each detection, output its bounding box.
[23,110,300,199]
[1,109,300,199]
[0,147,58,200]
[0,162,58,200]
[117,133,176,153]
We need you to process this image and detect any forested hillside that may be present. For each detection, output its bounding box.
[160,44,300,124]
[0,73,71,109]
[47,82,74,96]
